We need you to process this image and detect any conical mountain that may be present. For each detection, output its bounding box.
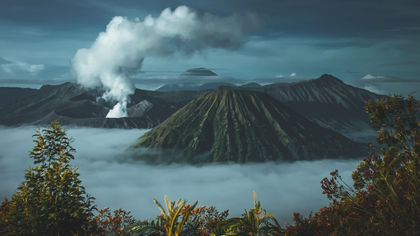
[181,67,218,76]
[135,88,365,163]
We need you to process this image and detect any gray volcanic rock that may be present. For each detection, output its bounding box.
[262,74,383,139]
[0,82,90,125]
[0,87,37,108]
[35,111,158,129]
[135,88,365,163]
[127,100,153,117]
[0,82,189,128]
[198,82,234,90]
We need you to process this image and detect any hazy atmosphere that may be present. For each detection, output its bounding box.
[1,0,420,97]
[0,126,359,223]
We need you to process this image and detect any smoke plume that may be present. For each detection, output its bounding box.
[72,6,260,118]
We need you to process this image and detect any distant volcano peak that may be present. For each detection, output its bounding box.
[317,74,344,84]
[181,67,218,76]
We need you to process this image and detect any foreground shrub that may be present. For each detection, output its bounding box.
[286,95,420,235]
[0,121,97,235]
[142,196,199,236]
[225,192,283,236]
[128,192,283,236]
[94,207,135,235]
[190,205,230,235]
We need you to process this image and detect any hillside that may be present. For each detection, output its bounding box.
[0,87,37,109]
[0,82,199,128]
[263,74,383,139]
[156,74,382,140]
[0,74,383,137]
[135,88,365,163]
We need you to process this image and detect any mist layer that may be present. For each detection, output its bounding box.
[0,126,361,224]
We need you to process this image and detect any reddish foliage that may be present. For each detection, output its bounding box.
[285,96,420,235]
[94,207,135,235]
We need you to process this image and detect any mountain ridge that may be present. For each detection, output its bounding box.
[262,74,383,139]
[0,74,383,137]
[0,83,191,128]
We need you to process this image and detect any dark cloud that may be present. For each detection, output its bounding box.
[178,0,420,38]
[0,0,419,83]
[2,0,419,38]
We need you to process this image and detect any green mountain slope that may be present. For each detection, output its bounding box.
[135,88,365,163]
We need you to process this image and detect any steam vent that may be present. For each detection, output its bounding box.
[135,88,365,163]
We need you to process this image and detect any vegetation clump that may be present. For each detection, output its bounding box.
[285,95,420,235]
[0,121,97,235]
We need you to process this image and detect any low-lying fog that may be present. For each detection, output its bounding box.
[0,126,361,224]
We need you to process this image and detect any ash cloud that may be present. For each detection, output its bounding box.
[72,6,260,118]
[0,126,361,224]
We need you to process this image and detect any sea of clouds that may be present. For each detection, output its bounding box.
[0,126,361,224]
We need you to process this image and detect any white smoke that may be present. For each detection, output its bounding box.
[72,6,260,118]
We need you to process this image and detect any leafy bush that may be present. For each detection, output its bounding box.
[128,192,283,236]
[94,207,135,235]
[285,95,420,235]
[0,121,97,235]
[153,196,198,236]
[129,218,166,236]
[189,205,229,235]
[225,192,283,236]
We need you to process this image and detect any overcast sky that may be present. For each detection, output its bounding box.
[0,0,419,94]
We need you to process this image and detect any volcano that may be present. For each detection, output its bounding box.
[135,88,365,163]
[181,67,218,76]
